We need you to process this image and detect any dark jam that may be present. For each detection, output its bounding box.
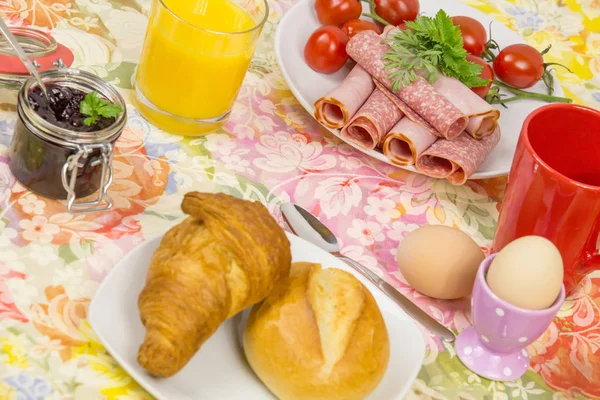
[9,84,120,200]
[27,84,116,132]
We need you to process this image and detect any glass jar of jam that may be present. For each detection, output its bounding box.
[8,68,126,213]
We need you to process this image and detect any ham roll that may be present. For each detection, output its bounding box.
[431,75,499,139]
[346,30,468,139]
[382,118,438,166]
[467,114,499,140]
[341,88,404,150]
[415,127,501,185]
[314,65,375,129]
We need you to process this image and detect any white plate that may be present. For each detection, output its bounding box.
[89,232,426,400]
[274,0,565,179]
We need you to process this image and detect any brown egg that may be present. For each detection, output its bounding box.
[396,225,485,300]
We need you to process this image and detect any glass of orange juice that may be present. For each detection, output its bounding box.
[134,0,267,135]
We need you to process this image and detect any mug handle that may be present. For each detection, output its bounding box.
[583,218,600,274]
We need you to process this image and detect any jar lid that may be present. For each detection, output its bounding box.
[0,27,74,82]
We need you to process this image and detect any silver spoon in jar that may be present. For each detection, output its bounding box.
[0,16,51,100]
[280,202,456,343]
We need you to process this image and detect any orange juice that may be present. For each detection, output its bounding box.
[135,0,264,135]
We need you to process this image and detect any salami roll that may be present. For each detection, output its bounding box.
[341,88,404,150]
[346,31,468,139]
[382,118,438,166]
[314,65,375,129]
[372,29,498,140]
[374,81,438,136]
[415,127,501,185]
[431,75,500,139]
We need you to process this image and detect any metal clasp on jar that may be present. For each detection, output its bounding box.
[61,142,114,213]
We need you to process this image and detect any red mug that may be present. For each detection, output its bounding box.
[493,103,600,294]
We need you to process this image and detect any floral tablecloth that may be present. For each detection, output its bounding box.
[1,0,599,398]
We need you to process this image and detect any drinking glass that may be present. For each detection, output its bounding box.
[134,0,268,135]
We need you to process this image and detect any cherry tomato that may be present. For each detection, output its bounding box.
[467,54,494,98]
[397,22,409,30]
[315,0,362,26]
[304,26,349,74]
[493,44,545,89]
[373,0,419,26]
[451,16,487,57]
[342,19,382,38]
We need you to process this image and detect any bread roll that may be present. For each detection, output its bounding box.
[243,262,390,400]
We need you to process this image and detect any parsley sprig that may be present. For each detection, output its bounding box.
[79,91,123,126]
[383,10,490,91]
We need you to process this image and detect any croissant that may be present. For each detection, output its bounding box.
[137,192,292,377]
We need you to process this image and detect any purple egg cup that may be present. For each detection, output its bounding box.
[456,254,565,381]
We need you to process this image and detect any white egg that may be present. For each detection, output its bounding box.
[487,236,563,310]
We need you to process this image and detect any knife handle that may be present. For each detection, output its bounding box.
[338,255,456,343]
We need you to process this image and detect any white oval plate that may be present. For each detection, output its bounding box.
[274,0,564,179]
[89,232,426,400]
